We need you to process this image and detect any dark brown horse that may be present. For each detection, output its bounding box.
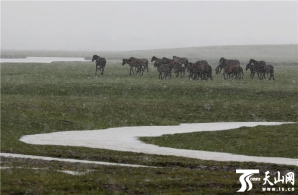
[122,58,144,75]
[92,55,106,75]
[173,56,188,66]
[218,57,240,74]
[223,65,241,79]
[129,57,148,74]
[216,57,241,79]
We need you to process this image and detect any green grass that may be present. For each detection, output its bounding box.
[1,62,298,159]
[0,158,237,195]
[1,157,297,195]
[1,49,298,195]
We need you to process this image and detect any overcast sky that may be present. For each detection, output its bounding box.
[1,1,297,51]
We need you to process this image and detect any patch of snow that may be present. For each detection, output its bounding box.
[57,170,92,175]
[0,153,154,168]
[0,165,94,175]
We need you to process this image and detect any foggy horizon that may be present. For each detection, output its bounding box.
[2,43,298,53]
[1,1,297,52]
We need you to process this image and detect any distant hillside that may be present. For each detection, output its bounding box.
[2,44,297,66]
[122,45,298,66]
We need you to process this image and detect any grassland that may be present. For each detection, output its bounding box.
[1,45,298,194]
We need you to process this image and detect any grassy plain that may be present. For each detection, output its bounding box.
[1,45,298,194]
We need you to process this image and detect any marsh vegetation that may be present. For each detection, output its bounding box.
[1,45,297,194]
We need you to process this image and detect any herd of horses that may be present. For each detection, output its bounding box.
[91,55,275,80]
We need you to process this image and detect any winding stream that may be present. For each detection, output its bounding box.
[18,122,297,166]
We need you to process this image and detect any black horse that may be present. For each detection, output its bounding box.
[140,58,149,72]
[246,59,266,79]
[92,55,106,75]
[186,60,212,80]
[260,64,275,80]
[157,63,172,79]
[151,56,172,67]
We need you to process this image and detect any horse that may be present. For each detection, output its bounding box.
[247,59,266,79]
[186,60,212,80]
[186,62,195,79]
[223,65,241,79]
[246,63,257,79]
[238,67,244,79]
[260,64,275,80]
[173,56,188,66]
[173,64,186,78]
[265,65,275,80]
[217,57,241,79]
[157,63,172,79]
[92,55,106,75]
[140,58,149,72]
[218,57,240,74]
[204,64,213,80]
[122,58,144,75]
[151,56,171,68]
[129,57,148,74]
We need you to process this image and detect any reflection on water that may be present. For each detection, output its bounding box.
[0,57,90,63]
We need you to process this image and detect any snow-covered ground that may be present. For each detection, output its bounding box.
[0,153,152,168]
[17,122,298,166]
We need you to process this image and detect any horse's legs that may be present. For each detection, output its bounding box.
[271,73,275,80]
